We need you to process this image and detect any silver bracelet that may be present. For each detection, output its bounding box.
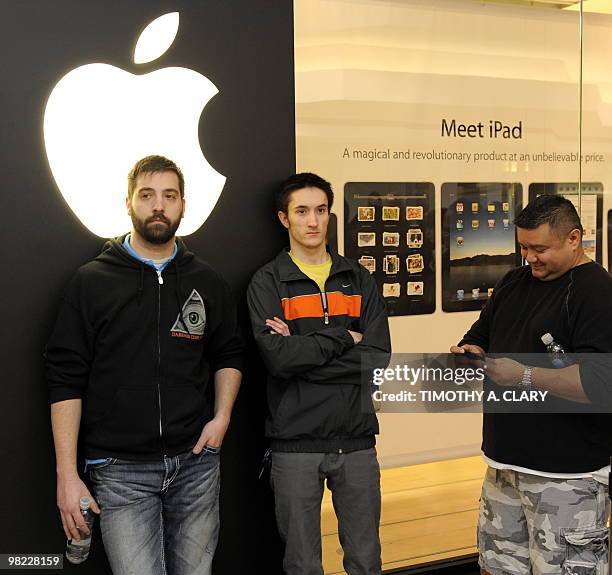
[517,365,533,391]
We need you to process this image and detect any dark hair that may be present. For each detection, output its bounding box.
[514,194,583,237]
[128,155,185,200]
[276,172,334,213]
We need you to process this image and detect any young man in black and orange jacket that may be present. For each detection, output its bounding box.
[247,173,390,575]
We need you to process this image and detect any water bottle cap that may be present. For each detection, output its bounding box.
[541,333,554,345]
[79,496,91,510]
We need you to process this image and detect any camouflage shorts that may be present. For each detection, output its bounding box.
[478,466,609,575]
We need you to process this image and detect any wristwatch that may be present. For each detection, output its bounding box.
[517,366,533,391]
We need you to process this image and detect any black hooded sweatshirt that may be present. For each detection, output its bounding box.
[46,236,244,460]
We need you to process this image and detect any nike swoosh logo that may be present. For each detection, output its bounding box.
[342,283,351,288]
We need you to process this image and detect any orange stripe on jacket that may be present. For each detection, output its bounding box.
[327,292,361,318]
[281,292,361,320]
[281,294,323,320]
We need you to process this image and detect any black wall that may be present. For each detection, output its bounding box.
[1,2,293,573]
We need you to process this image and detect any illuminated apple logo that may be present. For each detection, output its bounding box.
[43,12,225,238]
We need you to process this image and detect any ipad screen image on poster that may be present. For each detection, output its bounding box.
[442,182,522,313]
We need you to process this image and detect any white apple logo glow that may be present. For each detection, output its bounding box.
[43,12,226,238]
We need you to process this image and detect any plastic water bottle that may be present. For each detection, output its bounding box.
[65,496,94,564]
[541,333,569,368]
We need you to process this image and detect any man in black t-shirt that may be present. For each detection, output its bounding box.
[451,195,612,575]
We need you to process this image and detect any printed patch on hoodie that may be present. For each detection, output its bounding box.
[171,289,206,340]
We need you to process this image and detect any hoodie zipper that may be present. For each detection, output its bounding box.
[297,277,329,325]
[319,272,334,325]
[320,291,329,325]
[285,257,355,453]
[323,273,347,449]
[156,270,164,445]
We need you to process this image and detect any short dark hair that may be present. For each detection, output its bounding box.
[128,155,185,200]
[276,172,334,213]
[514,194,583,237]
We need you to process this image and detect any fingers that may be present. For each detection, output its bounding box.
[62,509,81,540]
[194,438,222,453]
[266,318,290,336]
[60,511,72,540]
[57,478,98,540]
[451,345,484,367]
[451,344,485,357]
[348,330,363,344]
[194,416,230,454]
[197,441,221,452]
[192,438,207,454]
[201,430,222,449]
[465,344,486,356]
[74,510,90,536]
[205,427,225,448]
[89,495,100,515]
[266,319,288,332]
[193,427,213,453]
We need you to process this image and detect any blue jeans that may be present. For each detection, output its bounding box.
[89,448,220,575]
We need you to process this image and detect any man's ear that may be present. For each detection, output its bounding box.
[125,196,131,215]
[567,228,582,248]
[278,210,289,229]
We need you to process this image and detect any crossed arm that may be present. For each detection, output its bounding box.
[266,315,362,343]
[248,267,391,385]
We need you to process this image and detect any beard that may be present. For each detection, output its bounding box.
[131,211,181,245]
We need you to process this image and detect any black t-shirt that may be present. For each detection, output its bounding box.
[461,261,612,472]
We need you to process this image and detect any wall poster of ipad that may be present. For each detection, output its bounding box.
[442,182,522,313]
[528,183,603,265]
[344,182,435,317]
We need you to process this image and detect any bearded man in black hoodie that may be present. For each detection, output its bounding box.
[46,155,243,575]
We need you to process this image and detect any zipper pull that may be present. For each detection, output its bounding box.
[320,291,329,324]
[157,271,164,285]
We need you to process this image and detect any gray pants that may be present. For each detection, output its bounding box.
[271,448,382,575]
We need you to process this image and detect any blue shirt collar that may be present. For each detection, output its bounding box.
[123,233,177,272]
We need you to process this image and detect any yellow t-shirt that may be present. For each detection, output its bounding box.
[289,251,332,292]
